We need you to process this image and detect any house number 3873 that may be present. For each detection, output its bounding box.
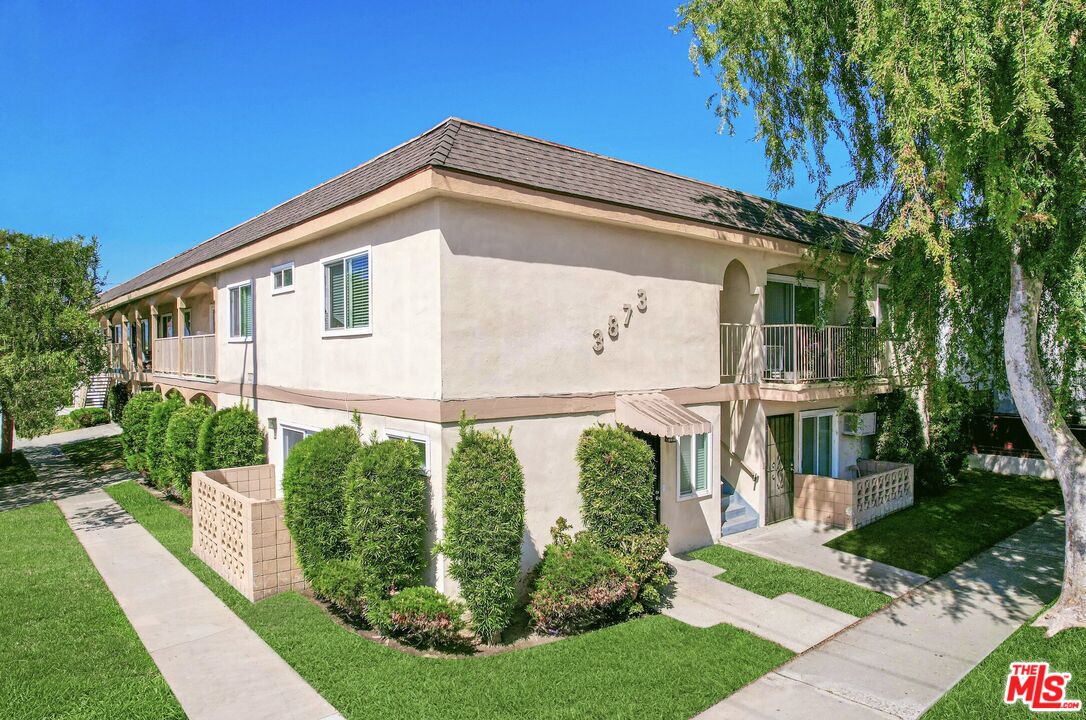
[593,290,647,353]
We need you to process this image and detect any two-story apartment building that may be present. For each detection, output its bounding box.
[96,119,893,590]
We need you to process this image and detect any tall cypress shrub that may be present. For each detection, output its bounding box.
[442,418,524,643]
[281,426,361,574]
[164,402,214,502]
[120,391,162,472]
[576,424,656,548]
[146,394,185,489]
[344,439,429,596]
[196,406,265,470]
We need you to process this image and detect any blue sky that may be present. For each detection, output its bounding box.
[1,0,874,290]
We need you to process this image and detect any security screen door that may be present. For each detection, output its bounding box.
[765,414,795,524]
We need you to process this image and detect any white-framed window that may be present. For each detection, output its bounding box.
[271,262,294,295]
[227,281,253,341]
[158,312,173,338]
[677,432,711,499]
[281,423,316,466]
[322,247,371,336]
[386,429,429,473]
[799,409,838,477]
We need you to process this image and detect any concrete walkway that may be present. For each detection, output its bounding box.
[699,511,1065,720]
[663,554,859,652]
[0,445,134,512]
[14,421,122,448]
[724,519,928,598]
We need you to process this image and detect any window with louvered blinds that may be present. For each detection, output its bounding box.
[678,432,711,498]
[229,283,252,339]
[324,250,370,331]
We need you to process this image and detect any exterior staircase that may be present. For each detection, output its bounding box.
[83,373,111,408]
[721,480,759,536]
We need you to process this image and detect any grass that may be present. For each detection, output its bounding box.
[689,543,892,617]
[826,469,1064,578]
[106,480,793,720]
[0,502,183,720]
[924,602,1086,718]
[0,451,36,487]
[61,435,126,479]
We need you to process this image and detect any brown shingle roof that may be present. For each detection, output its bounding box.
[100,118,870,304]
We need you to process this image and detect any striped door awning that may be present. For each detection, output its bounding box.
[614,392,711,437]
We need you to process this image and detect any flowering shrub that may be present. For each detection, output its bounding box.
[367,586,467,649]
[528,522,636,635]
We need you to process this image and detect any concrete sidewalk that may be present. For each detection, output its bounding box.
[15,421,122,448]
[0,445,134,512]
[56,486,343,720]
[663,554,859,653]
[724,519,928,598]
[699,511,1064,719]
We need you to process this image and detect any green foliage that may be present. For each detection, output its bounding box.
[925,378,985,486]
[281,426,360,575]
[146,395,185,489]
[367,587,467,649]
[196,406,265,471]
[576,425,657,548]
[67,407,109,428]
[613,524,670,616]
[529,528,635,635]
[442,417,525,643]
[0,231,104,447]
[344,439,429,596]
[308,557,372,619]
[875,388,926,465]
[120,392,162,472]
[164,403,213,503]
[107,383,129,423]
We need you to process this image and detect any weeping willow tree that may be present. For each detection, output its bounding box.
[676,0,1086,633]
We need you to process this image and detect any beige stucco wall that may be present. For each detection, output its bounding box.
[657,402,722,554]
[215,201,443,400]
[437,197,779,399]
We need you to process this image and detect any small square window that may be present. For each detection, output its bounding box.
[271,262,294,295]
[386,430,429,473]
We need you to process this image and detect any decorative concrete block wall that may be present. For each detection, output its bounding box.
[794,460,914,530]
[191,464,305,601]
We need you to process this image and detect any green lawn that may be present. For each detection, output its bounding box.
[0,502,183,720]
[925,602,1086,718]
[689,543,892,617]
[826,470,1063,578]
[106,480,793,720]
[0,451,36,487]
[62,435,126,479]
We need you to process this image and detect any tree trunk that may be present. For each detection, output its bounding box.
[1,410,13,463]
[1005,258,1086,635]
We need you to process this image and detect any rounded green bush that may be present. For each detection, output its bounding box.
[576,424,656,548]
[107,383,130,423]
[147,395,185,489]
[196,406,265,471]
[367,586,466,649]
[281,426,361,575]
[344,439,429,596]
[164,402,214,503]
[120,391,162,472]
[442,418,525,643]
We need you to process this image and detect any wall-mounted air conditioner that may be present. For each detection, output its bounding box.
[840,411,877,436]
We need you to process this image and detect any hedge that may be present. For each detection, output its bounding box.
[68,407,110,428]
[196,406,265,471]
[146,395,185,489]
[164,402,214,503]
[576,425,657,548]
[107,383,130,423]
[281,426,361,575]
[367,586,466,649]
[442,418,524,643]
[344,439,429,596]
[120,392,162,472]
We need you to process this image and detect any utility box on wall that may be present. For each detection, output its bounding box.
[840,411,877,436]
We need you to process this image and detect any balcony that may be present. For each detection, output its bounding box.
[720,323,882,384]
[153,334,217,381]
[106,342,126,371]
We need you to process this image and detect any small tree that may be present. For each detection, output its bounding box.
[576,425,657,548]
[344,439,429,596]
[164,402,214,502]
[281,426,361,574]
[196,406,265,470]
[146,395,185,489]
[0,231,103,461]
[120,392,162,472]
[442,417,525,643]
